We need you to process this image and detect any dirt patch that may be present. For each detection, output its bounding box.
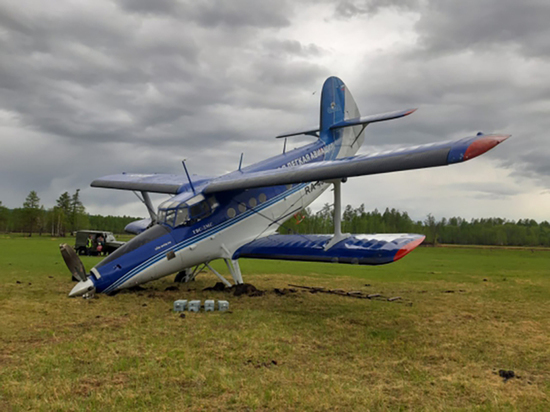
[164,286,179,292]
[203,282,265,297]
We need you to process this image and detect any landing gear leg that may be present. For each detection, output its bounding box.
[224,258,244,285]
[324,179,351,251]
[174,268,193,283]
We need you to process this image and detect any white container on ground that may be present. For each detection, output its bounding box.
[218,300,229,312]
[204,300,215,312]
[173,300,187,312]
[188,300,201,312]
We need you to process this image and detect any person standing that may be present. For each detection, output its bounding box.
[86,235,93,256]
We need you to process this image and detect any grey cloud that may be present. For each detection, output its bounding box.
[415,0,550,58]
[334,0,420,19]
[262,39,324,58]
[0,0,548,220]
[116,0,291,29]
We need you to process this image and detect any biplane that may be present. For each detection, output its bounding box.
[64,76,509,297]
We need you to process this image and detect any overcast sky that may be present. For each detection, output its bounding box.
[1,0,549,222]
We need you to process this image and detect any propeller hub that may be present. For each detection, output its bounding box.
[69,278,95,297]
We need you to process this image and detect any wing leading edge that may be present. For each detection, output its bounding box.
[205,134,509,194]
[91,173,212,194]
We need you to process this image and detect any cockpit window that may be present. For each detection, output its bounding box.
[158,194,218,228]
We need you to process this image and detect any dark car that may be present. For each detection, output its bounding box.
[74,230,125,256]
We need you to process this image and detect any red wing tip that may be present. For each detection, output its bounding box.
[393,236,425,262]
[404,108,418,116]
[464,134,510,161]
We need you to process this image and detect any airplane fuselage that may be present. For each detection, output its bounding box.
[86,136,355,295]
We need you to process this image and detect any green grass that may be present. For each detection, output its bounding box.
[0,234,549,411]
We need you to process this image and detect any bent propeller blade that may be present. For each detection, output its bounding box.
[59,243,87,282]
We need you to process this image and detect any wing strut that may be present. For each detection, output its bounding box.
[205,262,232,287]
[324,179,351,250]
[133,191,157,223]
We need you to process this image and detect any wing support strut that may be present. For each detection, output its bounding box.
[324,179,351,251]
[133,191,157,223]
[206,263,232,287]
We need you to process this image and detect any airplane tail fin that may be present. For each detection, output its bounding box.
[319,76,363,157]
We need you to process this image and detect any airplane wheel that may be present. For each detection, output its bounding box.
[174,268,193,283]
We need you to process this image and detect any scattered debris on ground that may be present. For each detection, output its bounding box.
[164,286,179,292]
[203,282,265,297]
[125,285,147,292]
[203,282,227,292]
[246,359,278,368]
[287,284,405,303]
[274,288,297,295]
[233,283,265,297]
[498,369,517,382]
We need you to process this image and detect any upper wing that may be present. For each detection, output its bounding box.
[275,108,416,138]
[91,173,209,194]
[205,134,509,194]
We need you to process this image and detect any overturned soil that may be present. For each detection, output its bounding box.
[203,282,265,297]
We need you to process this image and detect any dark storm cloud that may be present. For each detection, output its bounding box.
[0,0,548,218]
[116,0,291,29]
[0,0,326,212]
[329,0,550,190]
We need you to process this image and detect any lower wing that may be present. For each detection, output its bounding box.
[233,233,426,265]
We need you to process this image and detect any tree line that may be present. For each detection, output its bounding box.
[0,190,139,236]
[2,191,549,246]
[280,204,550,247]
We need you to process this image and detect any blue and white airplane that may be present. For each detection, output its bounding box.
[66,76,509,297]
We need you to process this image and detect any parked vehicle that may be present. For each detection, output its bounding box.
[74,230,125,256]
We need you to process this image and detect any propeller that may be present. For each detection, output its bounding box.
[59,243,87,282]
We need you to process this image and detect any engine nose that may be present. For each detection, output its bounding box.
[69,278,95,297]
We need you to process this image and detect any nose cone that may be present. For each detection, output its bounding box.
[69,278,95,297]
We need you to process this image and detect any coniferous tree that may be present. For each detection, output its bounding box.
[0,201,8,232]
[22,191,41,236]
[55,192,71,236]
[69,189,88,232]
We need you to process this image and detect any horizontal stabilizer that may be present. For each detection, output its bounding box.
[329,108,416,130]
[275,108,415,138]
[233,233,425,265]
[276,126,320,139]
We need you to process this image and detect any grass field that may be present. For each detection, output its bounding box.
[0,234,549,411]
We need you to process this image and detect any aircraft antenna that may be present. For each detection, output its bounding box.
[283,138,287,154]
[238,153,244,171]
[181,159,196,195]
